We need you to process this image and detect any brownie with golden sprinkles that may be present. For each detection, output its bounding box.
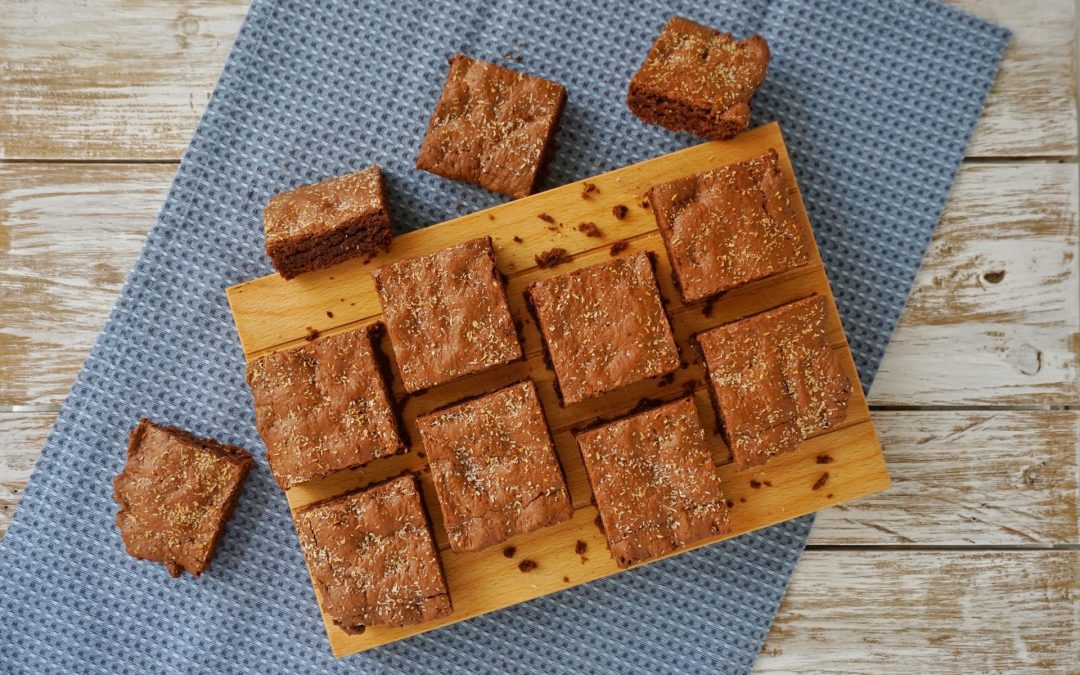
[648,149,808,302]
[628,17,769,140]
[263,166,392,279]
[373,236,522,392]
[246,322,404,490]
[696,295,853,471]
[293,473,452,634]
[526,252,680,405]
[575,397,730,568]
[416,54,567,198]
[417,379,573,553]
[113,419,253,578]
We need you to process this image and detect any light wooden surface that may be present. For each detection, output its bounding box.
[0,0,1076,671]
[228,125,890,654]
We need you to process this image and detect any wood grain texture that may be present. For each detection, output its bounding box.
[0,413,52,537]
[226,123,889,654]
[0,0,1073,159]
[759,550,1079,673]
[870,162,1079,406]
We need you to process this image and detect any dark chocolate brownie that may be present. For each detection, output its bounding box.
[113,419,253,578]
[293,473,452,633]
[373,236,522,392]
[416,55,567,198]
[263,166,392,279]
[627,17,769,140]
[246,322,404,490]
[575,397,730,568]
[696,294,852,471]
[526,252,680,404]
[648,149,808,302]
[416,379,573,552]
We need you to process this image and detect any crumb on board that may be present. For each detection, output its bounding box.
[763,480,773,487]
[304,326,320,341]
[817,454,835,464]
[513,235,524,243]
[609,241,629,256]
[538,212,555,223]
[503,546,516,559]
[518,559,538,573]
[725,499,735,508]
[638,194,650,209]
[563,576,570,583]
[826,493,834,499]
[749,480,762,489]
[739,496,747,503]
[594,514,605,534]
[577,222,602,237]
[813,472,830,490]
[325,310,334,319]
[612,204,629,220]
[488,214,495,221]
[535,247,571,269]
[574,540,587,555]
[581,182,597,199]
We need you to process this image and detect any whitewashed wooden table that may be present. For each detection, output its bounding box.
[1,1,1077,670]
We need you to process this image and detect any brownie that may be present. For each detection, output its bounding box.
[416,54,567,198]
[575,397,730,568]
[416,379,573,552]
[648,149,808,302]
[526,252,680,404]
[294,473,452,633]
[263,166,392,279]
[113,419,253,578]
[246,322,404,490]
[696,294,853,471]
[373,236,522,392]
[627,17,769,140]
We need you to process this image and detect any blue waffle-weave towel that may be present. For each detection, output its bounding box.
[0,0,1007,672]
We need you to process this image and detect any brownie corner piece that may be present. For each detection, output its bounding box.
[294,473,452,632]
[373,236,522,392]
[263,165,392,279]
[416,379,572,552]
[696,294,853,471]
[648,149,808,302]
[416,54,567,198]
[526,251,679,404]
[627,16,769,140]
[113,419,253,578]
[575,397,729,568]
[246,322,405,490]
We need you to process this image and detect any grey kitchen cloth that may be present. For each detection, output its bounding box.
[0,0,1008,673]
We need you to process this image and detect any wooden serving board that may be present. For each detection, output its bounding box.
[226,122,891,657]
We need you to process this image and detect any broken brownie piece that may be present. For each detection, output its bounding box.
[526,252,680,404]
[417,55,567,198]
[246,322,404,490]
[575,397,730,568]
[373,236,522,392]
[416,379,573,552]
[696,295,853,471]
[294,473,452,633]
[627,17,769,140]
[113,419,253,578]
[648,149,808,302]
[263,166,392,279]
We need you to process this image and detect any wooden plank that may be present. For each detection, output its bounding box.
[227,123,889,655]
[758,550,1079,673]
[0,412,54,537]
[0,0,1073,160]
[870,162,1079,406]
[0,163,175,407]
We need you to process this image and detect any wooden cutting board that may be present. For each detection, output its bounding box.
[226,121,891,657]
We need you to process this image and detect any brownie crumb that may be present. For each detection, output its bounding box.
[574,540,588,555]
[416,451,426,459]
[763,480,773,487]
[503,546,517,559]
[563,576,570,583]
[983,270,1005,284]
[304,326,320,341]
[816,454,835,464]
[725,499,735,508]
[535,247,571,269]
[538,213,555,223]
[638,194,650,209]
[739,496,747,503]
[325,310,334,319]
[612,204,629,220]
[577,222,603,237]
[609,241,629,256]
[513,235,524,243]
[826,493,834,499]
[488,214,496,221]
[518,559,538,573]
[657,372,675,387]
[580,556,588,564]
[812,472,829,490]
[749,480,762,489]
[594,514,605,534]
[581,182,598,199]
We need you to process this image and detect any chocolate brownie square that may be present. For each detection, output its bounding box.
[627,17,769,140]
[246,322,404,490]
[696,295,852,471]
[526,252,680,404]
[416,379,572,552]
[373,236,522,392]
[113,419,253,578]
[416,54,567,198]
[575,397,729,568]
[294,473,452,633]
[648,149,808,302]
[264,166,392,279]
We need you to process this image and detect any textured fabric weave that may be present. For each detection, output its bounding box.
[0,1,1007,673]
